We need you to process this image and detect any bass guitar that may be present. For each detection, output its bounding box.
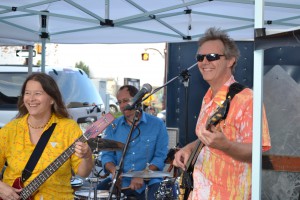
[6,113,114,200]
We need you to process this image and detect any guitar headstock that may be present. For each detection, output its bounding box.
[205,99,229,131]
[84,113,115,139]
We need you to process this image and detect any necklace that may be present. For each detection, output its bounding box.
[28,115,52,129]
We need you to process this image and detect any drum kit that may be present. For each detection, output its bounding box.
[122,166,173,200]
[73,137,176,200]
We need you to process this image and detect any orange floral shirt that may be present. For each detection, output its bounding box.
[192,76,271,200]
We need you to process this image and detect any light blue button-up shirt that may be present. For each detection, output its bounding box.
[101,111,169,193]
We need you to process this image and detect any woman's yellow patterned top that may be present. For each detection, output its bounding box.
[0,114,83,200]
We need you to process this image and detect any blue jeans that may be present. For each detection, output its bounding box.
[97,177,160,200]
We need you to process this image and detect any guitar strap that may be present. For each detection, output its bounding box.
[21,123,57,183]
[223,82,247,119]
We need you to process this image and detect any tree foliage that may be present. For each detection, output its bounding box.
[75,61,90,77]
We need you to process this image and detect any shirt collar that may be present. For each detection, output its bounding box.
[203,75,236,106]
[120,111,147,126]
[23,113,57,129]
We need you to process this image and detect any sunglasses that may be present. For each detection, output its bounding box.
[116,98,131,105]
[196,53,225,62]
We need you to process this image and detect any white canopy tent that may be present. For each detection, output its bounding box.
[1,1,300,199]
[0,0,299,44]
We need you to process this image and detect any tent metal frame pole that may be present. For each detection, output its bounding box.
[27,45,33,74]
[252,0,264,199]
[105,0,109,19]
[41,39,46,73]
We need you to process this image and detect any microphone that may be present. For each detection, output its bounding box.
[124,83,152,110]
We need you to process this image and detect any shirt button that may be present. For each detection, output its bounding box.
[132,152,135,155]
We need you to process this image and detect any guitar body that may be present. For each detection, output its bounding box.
[12,178,33,200]
[178,140,204,200]
[0,178,33,200]
[179,170,194,200]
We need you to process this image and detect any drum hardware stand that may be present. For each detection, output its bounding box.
[144,178,150,200]
[143,163,151,200]
[108,107,141,200]
[93,154,107,178]
[85,153,102,200]
[86,177,100,200]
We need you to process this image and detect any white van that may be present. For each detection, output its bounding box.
[0,65,105,130]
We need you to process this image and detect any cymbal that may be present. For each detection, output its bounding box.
[122,169,172,179]
[87,138,124,152]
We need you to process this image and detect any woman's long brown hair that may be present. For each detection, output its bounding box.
[16,72,70,119]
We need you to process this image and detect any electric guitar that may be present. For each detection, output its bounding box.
[5,113,114,200]
[178,99,230,200]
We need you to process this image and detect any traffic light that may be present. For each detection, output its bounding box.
[141,53,149,61]
[36,44,42,54]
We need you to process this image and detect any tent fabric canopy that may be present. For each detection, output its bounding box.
[0,0,299,44]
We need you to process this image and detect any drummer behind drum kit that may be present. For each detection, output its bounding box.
[73,137,177,200]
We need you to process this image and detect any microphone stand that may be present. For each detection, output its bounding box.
[181,69,191,145]
[143,62,198,145]
[107,106,141,200]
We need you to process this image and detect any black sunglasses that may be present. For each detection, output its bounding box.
[196,53,225,62]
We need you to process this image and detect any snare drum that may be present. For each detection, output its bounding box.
[74,190,125,200]
[74,190,109,199]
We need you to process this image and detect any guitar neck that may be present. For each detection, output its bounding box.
[185,140,204,171]
[20,135,86,199]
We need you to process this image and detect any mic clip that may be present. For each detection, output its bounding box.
[124,102,142,111]
[180,69,191,82]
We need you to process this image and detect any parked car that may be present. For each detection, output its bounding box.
[109,94,120,114]
[0,65,105,130]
